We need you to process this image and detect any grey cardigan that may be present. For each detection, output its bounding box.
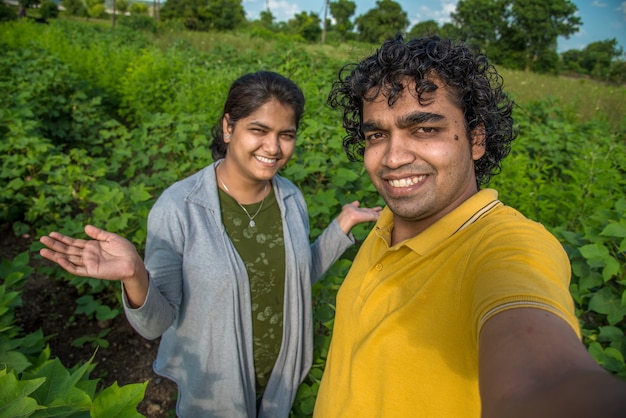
[123,161,354,417]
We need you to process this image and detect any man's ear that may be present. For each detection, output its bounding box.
[470,124,486,161]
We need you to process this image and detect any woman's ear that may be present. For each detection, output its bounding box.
[222,114,232,142]
[470,124,486,161]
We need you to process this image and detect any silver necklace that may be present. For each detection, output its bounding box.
[217,166,268,228]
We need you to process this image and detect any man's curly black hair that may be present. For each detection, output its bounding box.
[328,34,516,187]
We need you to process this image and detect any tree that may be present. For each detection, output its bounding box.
[160,0,245,31]
[580,39,623,79]
[606,60,626,84]
[561,39,624,81]
[407,19,439,39]
[439,22,462,40]
[288,11,322,42]
[561,49,584,73]
[40,0,59,18]
[205,0,245,30]
[18,0,41,17]
[0,1,17,21]
[129,2,148,15]
[85,0,107,19]
[451,0,512,61]
[61,0,87,16]
[452,0,581,73]
[329,0,356,39]
[259,10,274,28]
[116,0,129,14]
[355,0,409,44]
[511,0,580,72]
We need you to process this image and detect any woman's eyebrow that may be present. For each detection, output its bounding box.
[247,121,271,130]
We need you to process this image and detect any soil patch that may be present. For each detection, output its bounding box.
[5,225,178,417]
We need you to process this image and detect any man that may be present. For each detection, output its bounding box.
[313,35,626,417]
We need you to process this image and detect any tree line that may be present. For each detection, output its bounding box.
[1,0,624,83]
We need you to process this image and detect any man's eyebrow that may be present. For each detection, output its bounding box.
[361,112,445,133]
[361,121,381,132]
[397,112,444,129]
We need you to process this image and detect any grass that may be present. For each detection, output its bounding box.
[499,68,625,130]
[8,14,625,132]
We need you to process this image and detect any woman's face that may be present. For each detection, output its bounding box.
[223,98,298,184]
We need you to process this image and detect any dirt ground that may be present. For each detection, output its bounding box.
[5,225,178,417]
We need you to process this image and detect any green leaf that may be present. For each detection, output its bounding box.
[578,243,609,260]
[600,222,626,238]
[0,368,46,418]
[0,350,31,374]
[129,183,152,204]
[602,257,620,282]
[91,381,147,418]
[25,358,92,412]
[597,326,625,343]
[588,287,626,325]
[332,167,359,187]
[602,347,626,373]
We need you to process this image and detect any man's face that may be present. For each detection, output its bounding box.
[362,79,486,241]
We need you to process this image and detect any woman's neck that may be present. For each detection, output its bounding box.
[216,161,270,204]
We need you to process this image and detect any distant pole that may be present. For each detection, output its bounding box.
[112,0,116,28]
[321,0,329,44]
[266,0,269,12]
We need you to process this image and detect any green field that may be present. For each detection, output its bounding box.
[1,19,625,416]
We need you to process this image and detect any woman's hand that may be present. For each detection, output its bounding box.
[40,225,149,307]
[336,201,383,234]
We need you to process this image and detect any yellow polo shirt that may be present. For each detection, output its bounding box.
[314,189,579,417]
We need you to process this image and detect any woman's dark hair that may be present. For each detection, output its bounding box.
[328,34,516,186]
[210,71,305,160]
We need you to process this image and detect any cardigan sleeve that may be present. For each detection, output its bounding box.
[309,218,355,284]
[123,186,186,340]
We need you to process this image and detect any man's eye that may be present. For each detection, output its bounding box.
[365,132,384,142]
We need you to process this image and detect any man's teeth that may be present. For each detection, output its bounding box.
[388,176,425,188]
[256,156,276,164]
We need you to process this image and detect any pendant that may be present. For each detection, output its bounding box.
[249,220,256,227]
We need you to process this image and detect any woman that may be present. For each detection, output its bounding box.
[39,71,381,417]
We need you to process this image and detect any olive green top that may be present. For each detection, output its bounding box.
[218,187,285,398]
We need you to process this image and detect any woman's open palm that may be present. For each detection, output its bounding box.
[39,225,144,282]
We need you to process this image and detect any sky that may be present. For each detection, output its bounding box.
[242,0,626,53]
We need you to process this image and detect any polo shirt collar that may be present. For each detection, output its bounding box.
[374,189,500,255]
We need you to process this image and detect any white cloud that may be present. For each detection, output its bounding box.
[412,0,456,26]
[243,0,300,22]
[268,0,300,22]
[618,2,626,19]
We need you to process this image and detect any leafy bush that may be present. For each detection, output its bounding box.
[0,253,147,416]
[118,14,157,33]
